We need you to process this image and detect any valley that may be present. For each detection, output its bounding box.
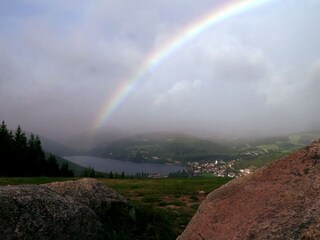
[45,130,320,178]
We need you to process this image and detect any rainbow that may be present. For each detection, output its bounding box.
[93,0,275,130]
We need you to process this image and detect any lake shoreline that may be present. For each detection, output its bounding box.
[64,155,184,175]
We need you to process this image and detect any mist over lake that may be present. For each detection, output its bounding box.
[64,156,184,175]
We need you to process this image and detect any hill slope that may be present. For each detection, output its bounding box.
[44,153,86,177]
[223,131,320,169]
[179,139,320,240]
[36,135,78,156]
[89,132,236,163]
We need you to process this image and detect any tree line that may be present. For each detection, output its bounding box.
[0,121,73,177]
[80,168,151,179]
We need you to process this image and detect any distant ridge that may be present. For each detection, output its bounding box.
[89,131,236,163]
[179,139,320,239]
[40,135,78,156]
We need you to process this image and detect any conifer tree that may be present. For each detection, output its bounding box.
[33,135,46,175]
[0,121,13,175]
[25,134,37,175]
[0,121,74,177]
[47,154,60,176]
[60,162,74,177]
[13,125,28,175]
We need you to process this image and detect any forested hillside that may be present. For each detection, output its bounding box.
[0,121,73,177]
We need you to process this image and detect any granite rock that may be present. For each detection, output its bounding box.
[179,140,320,240]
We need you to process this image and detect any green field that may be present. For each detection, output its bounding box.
[0,176,230,239]
[0,177,75,186]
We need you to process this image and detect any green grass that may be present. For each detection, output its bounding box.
[99,177,230,196]
[234,152,289,170]
[257,144,279,152]
[0,177,230,196]
[99,177,230,237]
[288,134,301,145]
[0,177,75,186]
[158,200,185,207]
[142,194,161,203]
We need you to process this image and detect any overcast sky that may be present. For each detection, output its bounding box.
[1,0,320,140]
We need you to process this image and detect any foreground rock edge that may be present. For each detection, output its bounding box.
[179,139,320,240]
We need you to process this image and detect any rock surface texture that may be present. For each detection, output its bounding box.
[0,178,128,240]
[179,139,320,240]
[45,178,128,219]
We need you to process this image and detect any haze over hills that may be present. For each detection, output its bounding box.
[73,130,320,167]
[26,128,318,178]
[88,131,236,164]
[22,123,320,176]
[34,126,320,157]
[38,135,79,156]
[64,127,134,150]
[1,1,320,153]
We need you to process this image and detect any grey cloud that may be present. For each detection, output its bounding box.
[261,60,320,108]
[154,80,201,107]
[0,0,320,140]
[207,45,268,82]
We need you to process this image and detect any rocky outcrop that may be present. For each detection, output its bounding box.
[0,178,129,240]
[44,178,128,219]
[179,139,320,240]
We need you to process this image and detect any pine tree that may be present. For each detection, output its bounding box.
[13,125,28,176]
[88,167,96,178]
[34,136,45,161]
[25,134,37,175]
[0,121,13,175]
[60,162,74,177]
[47,154,60,176]
[33,135,46,175]
[0,122,75,177]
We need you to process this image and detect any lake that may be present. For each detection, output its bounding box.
[64,156,184,175]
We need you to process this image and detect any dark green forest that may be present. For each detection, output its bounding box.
[0,121,73,177]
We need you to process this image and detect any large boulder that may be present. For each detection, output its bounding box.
[44,178,130,225]
[0,184,103,240]
[179,140,320,240]
[0,178,129,240]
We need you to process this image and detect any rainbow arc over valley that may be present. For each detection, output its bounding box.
[93,0,275,130]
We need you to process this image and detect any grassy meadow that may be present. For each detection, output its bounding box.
[101,177,231,236]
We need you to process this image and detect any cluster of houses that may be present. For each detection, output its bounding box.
[186,160,252,178]
[127,149,255,178]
